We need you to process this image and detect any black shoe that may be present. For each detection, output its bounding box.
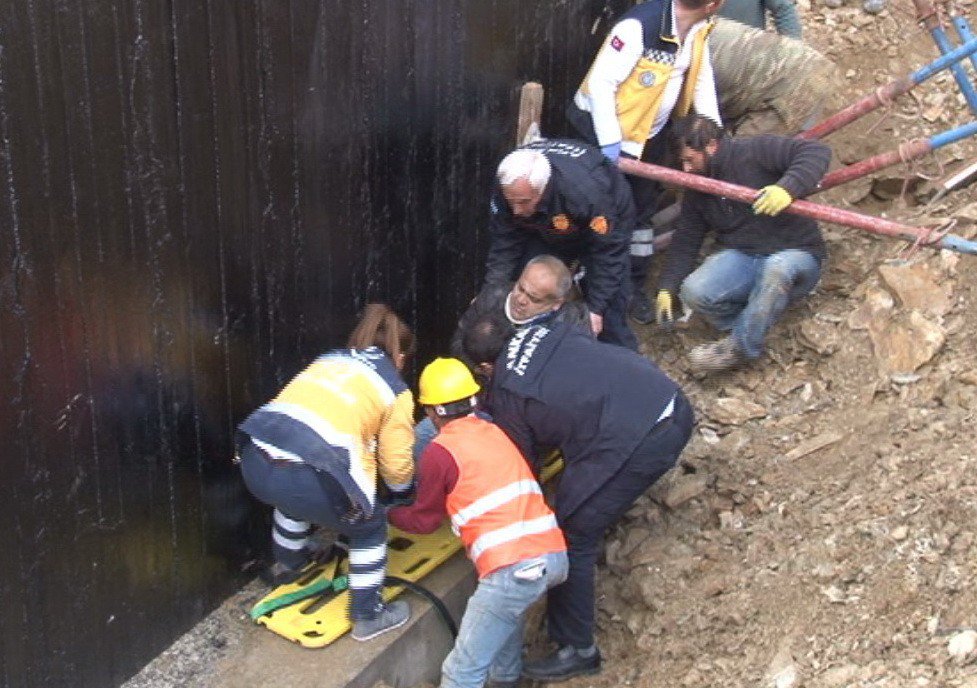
[522,645,602,682]
[629,291,655,325]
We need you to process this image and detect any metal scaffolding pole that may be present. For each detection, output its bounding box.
[618,157,977,255]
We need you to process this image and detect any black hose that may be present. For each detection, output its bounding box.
[385,575,459,638]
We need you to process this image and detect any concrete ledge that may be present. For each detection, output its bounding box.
[210,551,476,688]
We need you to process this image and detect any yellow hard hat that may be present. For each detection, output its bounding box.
[418,357,481,406]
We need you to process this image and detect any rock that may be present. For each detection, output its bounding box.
[948,630,977,664]
[705,397,768,425]
[867,310,946,374]
[765,642,800,688]
[784,432,844,461]
[878,261,952,316]
[891,525,909,541]
[848,285,894,330]
[798,320,840,355]
[662,474,711,509]
[820,664,862,686]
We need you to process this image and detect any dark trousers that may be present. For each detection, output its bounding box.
[240,441,389,620]
[546,391,694,649]
[567,102,669,296]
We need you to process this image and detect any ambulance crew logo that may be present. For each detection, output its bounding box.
[590,216,609,235]
[551,214,572,234]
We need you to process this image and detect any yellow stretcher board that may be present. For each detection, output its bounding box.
[252,453,563,648]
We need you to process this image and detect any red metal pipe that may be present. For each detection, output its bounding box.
[797,77,915,140]
[912,0,941,31]
[619,157,944,246]
[816,139,933,192]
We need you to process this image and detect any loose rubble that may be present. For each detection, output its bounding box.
[553,1,977,685]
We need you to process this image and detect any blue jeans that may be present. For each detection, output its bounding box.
[440,551,569,688]
[679,248,821,359]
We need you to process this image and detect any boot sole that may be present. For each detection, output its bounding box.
[522,664,601,682]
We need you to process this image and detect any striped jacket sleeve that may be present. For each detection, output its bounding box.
[376,388,416,490]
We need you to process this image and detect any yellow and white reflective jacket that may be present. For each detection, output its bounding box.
[575,0,718,157]
[239,347,414,515]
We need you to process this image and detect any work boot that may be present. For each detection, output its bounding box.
[687,336,747,374]
[351,601,410,641]
[521,645,602,682]
[629,290,655,325]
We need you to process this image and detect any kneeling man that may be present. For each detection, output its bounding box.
[655,114,832,372]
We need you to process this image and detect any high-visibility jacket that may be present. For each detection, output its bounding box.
[238,347,415,515]
[575,0,717,157]
[436,416,566,578]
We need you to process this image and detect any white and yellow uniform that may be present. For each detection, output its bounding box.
[239,346,414,515]
[574,0,720,157]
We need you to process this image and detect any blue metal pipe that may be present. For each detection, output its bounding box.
[950,14,977,73]
[926,26,977,115]
[938,233,977,255]
[911,35,977,83]
[930,119,977,148]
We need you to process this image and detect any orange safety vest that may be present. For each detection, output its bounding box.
[436,416,566,578]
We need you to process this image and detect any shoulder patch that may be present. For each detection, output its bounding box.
[610,35,624,51]
[552,214,572,234]
[590,216,609,235]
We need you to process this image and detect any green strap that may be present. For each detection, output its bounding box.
[250,575,348,621]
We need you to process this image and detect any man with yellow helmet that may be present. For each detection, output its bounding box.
[389,358,568,688]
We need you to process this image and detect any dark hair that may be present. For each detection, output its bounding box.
[670,114,725,156]
[347,303,415,360]
[462,312,515,365]
[432,397,478,420]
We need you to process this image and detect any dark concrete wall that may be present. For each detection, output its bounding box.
[0,1,618,685]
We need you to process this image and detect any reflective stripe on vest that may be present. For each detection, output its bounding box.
[451,479,543,532]
[437,416,566,578]
[469,514,561,563]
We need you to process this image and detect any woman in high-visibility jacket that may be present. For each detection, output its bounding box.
[237,303,416,641]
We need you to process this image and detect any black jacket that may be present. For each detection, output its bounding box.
[484,139,635,316]
[659,134,831,293]
[449,283,590,368]
[487,320,680,519]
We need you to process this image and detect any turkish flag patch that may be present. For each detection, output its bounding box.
[610,35,625,51]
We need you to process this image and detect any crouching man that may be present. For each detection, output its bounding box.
[389,358,568,688]
[655,114,832,373]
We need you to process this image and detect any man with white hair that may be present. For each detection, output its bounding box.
[483,139,638,350]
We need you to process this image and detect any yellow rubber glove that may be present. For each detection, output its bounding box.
[752,185,792,216]
[655,289,674,324]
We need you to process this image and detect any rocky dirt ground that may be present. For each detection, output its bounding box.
[556,1,977,686]
[126,1,977,686]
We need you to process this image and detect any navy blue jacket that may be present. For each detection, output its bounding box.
[484,139,634,317]
[487,320,679,519]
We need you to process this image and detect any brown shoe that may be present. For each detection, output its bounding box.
[688,336,746,373]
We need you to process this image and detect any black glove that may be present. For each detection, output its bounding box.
[386,481,416,508]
